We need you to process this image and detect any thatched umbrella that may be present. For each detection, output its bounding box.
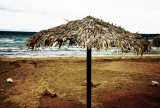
[25,16,150,107]
[153,34,160,47]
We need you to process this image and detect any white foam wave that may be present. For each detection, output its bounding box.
[0,39,25,43]
[0,45,160,58]
[0,39,14,43]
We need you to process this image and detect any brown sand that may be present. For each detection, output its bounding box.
[0,56,160,108]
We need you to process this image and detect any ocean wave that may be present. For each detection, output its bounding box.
[0,38,26,43]
[0,45,160,58]
[0,39,14,43]
[151,47,160,50]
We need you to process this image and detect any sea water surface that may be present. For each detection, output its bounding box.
[0,31,160,58]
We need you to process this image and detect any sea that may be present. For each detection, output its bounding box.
[0,31,160,58]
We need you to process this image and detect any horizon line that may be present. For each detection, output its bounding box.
[0,30,159,34]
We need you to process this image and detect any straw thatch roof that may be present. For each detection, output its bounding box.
[25,16,151,55]
[153,34,160,47]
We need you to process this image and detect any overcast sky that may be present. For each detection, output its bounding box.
[0,0,160,33]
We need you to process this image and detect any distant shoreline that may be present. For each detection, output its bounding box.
[0,31,36,35]
[0,31,37,33]
[0,30,159,38]
[0,31,159,35]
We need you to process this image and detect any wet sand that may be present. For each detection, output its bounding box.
[0,56,160,108]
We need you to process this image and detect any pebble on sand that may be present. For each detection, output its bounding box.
[7,78,13,83]
[43,89,57,98]
[151,81,159,86]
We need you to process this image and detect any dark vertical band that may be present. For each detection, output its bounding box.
[87,48,91,108]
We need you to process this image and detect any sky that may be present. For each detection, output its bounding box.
[0,0,160,33]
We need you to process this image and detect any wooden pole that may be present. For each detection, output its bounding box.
[87,48,91,108]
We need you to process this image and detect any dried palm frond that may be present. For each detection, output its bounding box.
[153,34,160,47]
[25,16,151,55]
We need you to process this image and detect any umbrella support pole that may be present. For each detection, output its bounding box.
[87,48,91,108]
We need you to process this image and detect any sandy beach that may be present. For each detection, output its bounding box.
[0,56,160,108]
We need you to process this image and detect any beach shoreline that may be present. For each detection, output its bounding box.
[0,56,160,107]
